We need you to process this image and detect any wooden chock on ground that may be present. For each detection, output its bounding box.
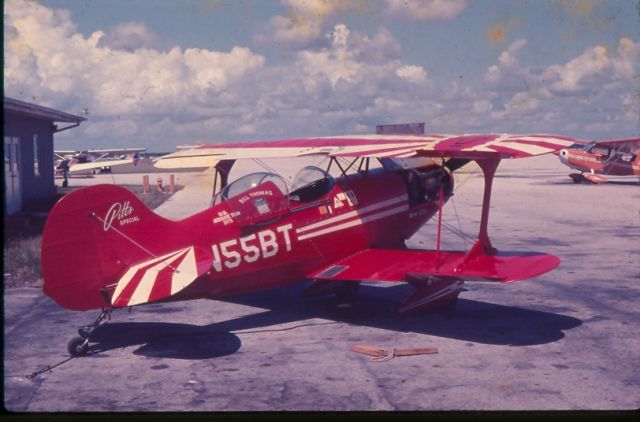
[351,344,438,361]
[351,344,388,358]
[392,347,438,357]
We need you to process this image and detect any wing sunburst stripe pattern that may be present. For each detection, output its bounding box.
[155,134,578,169]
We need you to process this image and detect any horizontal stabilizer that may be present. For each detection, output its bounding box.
[309,247,560,283]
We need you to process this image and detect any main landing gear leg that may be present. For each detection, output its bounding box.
[67,308,111,357]
[334,283,360,308]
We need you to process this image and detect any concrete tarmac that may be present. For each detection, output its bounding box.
[4,155,640,411]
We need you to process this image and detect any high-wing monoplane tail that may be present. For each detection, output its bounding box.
[41,132,577,356]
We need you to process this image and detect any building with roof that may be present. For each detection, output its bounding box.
[4,97,86,214]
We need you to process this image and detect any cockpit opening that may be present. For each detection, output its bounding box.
[212,172,289,206]
[210,172,291,225]
[289,166,335,203]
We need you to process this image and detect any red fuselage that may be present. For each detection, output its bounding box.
[41,166,452,311]
[168,168,446,302]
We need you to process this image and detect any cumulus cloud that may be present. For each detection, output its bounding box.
[484,39,530,92]
[347,27,402,63]
[4,0,636,150]
[384,0,467,22]
[217,21,441,139]
[293,24,428,92]
[396,65,428,85]
[97,21,159,51]
[258,0,467,49]
[255,0,366,49]
[4,0,435,148]
[4,0,266,146]
[544,45,609,94]
[481,37,639,136]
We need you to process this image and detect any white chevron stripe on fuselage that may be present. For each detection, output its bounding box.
[297,204,410,241]
[170,247,198,295]
[112,246,194,306]
[296,194,408,235]
[128,256,182,305]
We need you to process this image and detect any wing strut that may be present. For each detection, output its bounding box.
[211,159,235,201]
[435,161,446,268]
[469,156,500,257]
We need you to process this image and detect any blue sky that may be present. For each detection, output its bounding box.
[5,0,638,152]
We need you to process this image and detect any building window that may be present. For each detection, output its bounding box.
[33,134,40,176]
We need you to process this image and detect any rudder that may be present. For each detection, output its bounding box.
[42,184,177,310]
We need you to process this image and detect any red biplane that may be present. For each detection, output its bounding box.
[41,133,576,356]
[557,138,640,184]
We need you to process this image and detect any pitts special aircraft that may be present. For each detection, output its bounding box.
[557,138,640,183]
[41,133,577,356]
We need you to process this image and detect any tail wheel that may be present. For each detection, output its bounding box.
[67,337,89,357]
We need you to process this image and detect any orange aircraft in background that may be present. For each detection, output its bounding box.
[557,138,640,184]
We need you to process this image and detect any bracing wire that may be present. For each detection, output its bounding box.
[449,197,472,246]
[429,165,480,246]
[253,158,295,189]
[89,212,180,273]
[441,219,475,244]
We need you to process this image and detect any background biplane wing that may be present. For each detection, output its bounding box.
[154,134,577,168]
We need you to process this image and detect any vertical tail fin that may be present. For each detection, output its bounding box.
[41,185,177,310]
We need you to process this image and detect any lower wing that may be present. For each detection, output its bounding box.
[309,247,559,283]
[305,246,559,313]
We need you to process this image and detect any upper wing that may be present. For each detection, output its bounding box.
[594,137,640,154]
[155,134,577,169]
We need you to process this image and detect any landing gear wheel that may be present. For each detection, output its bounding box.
[68,337,89,357]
